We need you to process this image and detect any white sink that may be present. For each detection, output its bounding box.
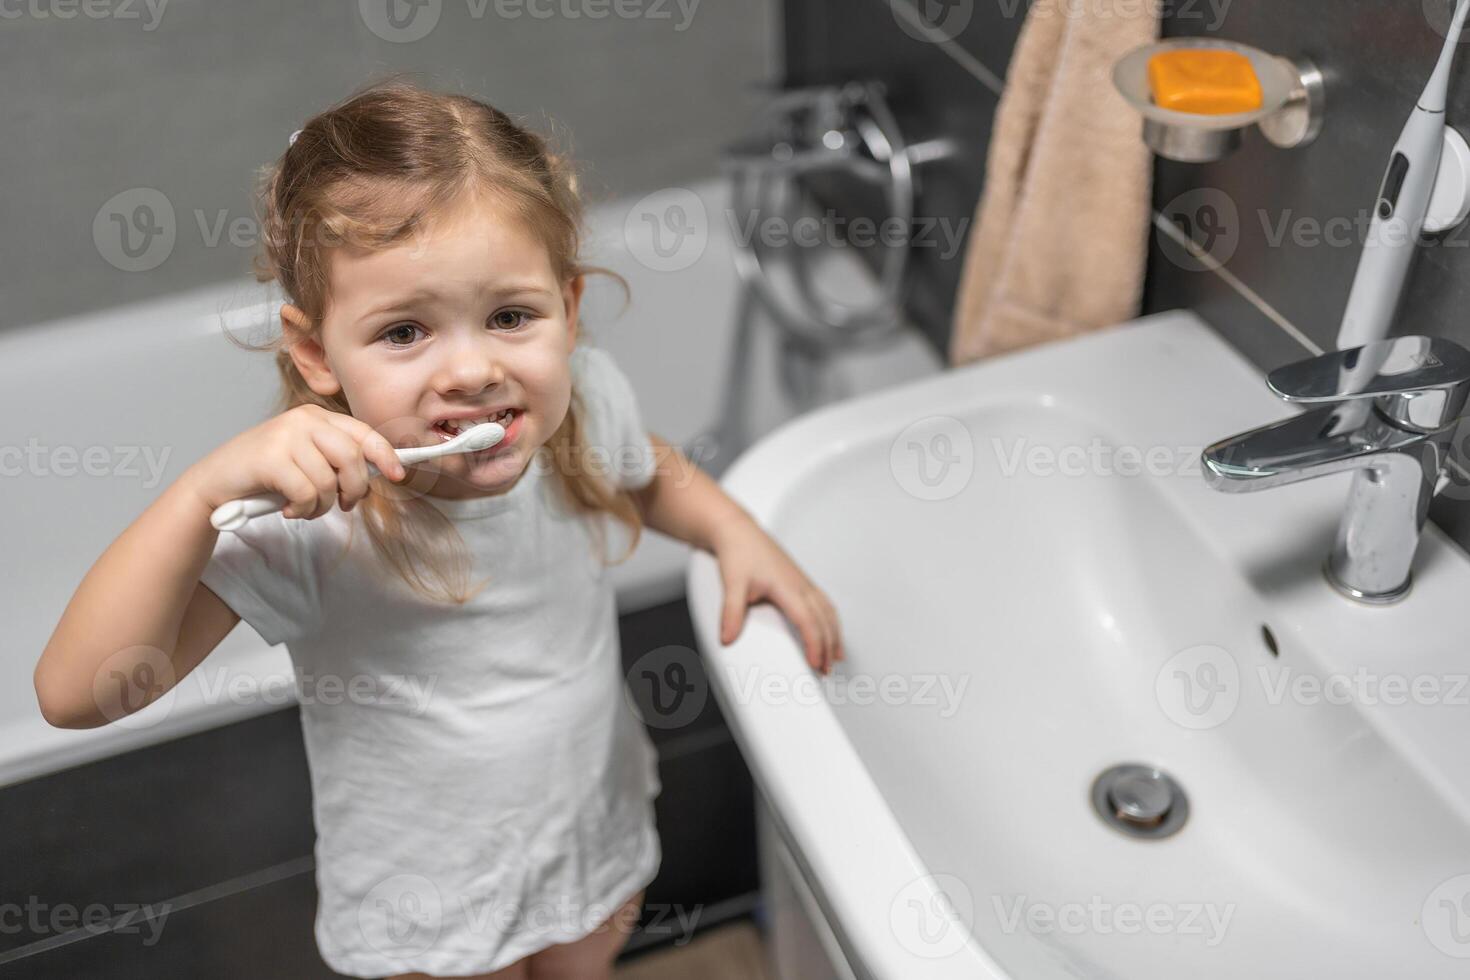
[685,311,1470,979]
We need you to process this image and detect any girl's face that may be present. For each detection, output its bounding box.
[285,189,582,500]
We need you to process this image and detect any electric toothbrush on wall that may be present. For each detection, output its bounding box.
[1337,0,1470,349]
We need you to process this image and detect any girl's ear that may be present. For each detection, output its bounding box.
[562,274,585,352]
[281,304,343,397]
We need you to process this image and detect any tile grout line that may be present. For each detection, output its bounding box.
[884,0,1006,95]
[1150,212,1325,355]
[0,855,315,966]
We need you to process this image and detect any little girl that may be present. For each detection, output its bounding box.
[35,81,844,980]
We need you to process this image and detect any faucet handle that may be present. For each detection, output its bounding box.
[1266,335,1470,430]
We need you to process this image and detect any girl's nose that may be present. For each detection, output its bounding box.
[432,331,507,395]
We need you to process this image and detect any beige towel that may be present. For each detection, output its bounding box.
[949,0,1158,367]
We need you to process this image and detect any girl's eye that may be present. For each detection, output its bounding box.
[492,310,532,330]
[381,323,422,347]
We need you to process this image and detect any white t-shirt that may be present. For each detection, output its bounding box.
[199,345,663,978]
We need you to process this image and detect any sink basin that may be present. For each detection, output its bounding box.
[685,311,1470,979]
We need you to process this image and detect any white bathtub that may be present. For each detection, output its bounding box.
[2,177,941,787]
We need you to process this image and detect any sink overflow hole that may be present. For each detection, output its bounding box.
[1261,624,1280,658]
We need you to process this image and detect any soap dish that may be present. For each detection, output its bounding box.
[1113,37,1325,162]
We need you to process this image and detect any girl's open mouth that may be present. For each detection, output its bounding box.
[431,409,521,455]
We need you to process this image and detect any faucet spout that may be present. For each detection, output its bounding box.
[1201,404,1430,493]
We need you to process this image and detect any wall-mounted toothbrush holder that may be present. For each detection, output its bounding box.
[1112,38,1325,163]
[1421,126,1470,234]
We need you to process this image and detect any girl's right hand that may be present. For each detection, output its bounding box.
[184,405,407,521]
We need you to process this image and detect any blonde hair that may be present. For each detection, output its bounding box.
[233,78,643,605]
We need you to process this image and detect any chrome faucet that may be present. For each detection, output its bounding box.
[1201,335,1470,603]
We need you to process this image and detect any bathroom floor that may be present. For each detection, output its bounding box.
[616,921,772,979]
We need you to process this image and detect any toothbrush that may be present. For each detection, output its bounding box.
[1337,0,1470,349]
[209,421,506,532]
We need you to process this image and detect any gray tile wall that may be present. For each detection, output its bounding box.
[789,0,1470,555]
[3,0,776,329]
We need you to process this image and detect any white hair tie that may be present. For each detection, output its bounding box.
[288,129,302,147]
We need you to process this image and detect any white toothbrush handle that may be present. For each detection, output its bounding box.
[208,422,503,532]
[209,493,291,532]
[208,462,389,532]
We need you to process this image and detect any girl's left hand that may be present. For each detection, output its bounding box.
[714,518,846,675]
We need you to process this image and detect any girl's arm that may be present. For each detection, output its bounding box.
[631,432,760,554]
[633,433,844,674]
[33,471,240,729]
[35,404,406,729]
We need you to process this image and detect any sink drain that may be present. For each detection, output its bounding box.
[1091,764,1189,839]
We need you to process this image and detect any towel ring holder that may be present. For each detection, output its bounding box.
[724,81,955,350]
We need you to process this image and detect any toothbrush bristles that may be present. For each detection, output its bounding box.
[461,421,507,452]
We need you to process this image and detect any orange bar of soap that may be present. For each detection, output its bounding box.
[1147,49,1263,114]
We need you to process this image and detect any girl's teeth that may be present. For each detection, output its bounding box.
[440,410,513,432]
